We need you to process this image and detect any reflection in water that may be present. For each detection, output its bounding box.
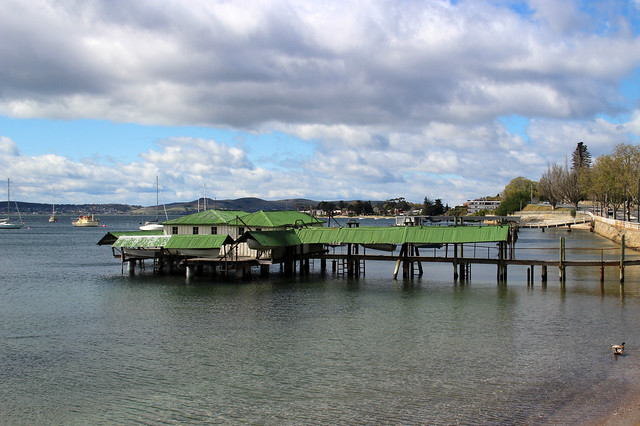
[1,219,640,423]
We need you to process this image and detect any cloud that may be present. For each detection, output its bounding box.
[0,0,639,205]
[2,0,638,127]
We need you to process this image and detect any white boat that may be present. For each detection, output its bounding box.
[48,193,57,222]
[139,176,166,231]
[73,205,100,227]
[0,178,22,229]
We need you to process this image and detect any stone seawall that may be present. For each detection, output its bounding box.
[593,218,640,250]
[515,211,640,250]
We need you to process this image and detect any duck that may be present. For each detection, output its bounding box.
[611,342,625,355]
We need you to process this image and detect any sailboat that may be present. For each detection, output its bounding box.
[48,192,58,222]
[0,178,23,229]
[139,176,165,231]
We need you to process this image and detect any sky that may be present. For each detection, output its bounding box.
[1,0,640,207]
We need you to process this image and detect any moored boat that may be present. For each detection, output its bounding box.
[0,178,22,229]
[73,213,100,227]
[48,193,57,222]
[139,176,166,231]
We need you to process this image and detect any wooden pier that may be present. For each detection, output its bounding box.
[519,217,592,230]
[102,221,637,284]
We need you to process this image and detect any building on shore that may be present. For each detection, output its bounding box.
[465,198,501,214]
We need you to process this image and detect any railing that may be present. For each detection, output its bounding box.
[588,212,640,231]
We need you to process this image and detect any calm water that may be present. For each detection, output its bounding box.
[2,215,640,424]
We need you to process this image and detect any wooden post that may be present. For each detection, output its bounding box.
[403,243,410,278]
[415,246,424,276]
[600,249,605,283]
[320,258,327,275]
[527,267,530,285]
[459,244,465,280]
[260,264,270,277]
[541,265,547,284]
[559,237,565,282]
[497,241,505,283]
[453,243,459,280]
[530,265,534,286]
[620,234,625,283]
[393,244,407,280]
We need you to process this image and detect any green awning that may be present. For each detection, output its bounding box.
[113,235,171,248]
[164,234,233,249]
[97,230,163,245]
[404,226,510,244]
[112,234,233,249]
[295,225,510,245]
[229,210,324,228]
[238,230,302,248]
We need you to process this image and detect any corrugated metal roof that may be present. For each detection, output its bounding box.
[238,230,302,248]
[113,234,233,249]
[295,227,407,244]
[404,226,510,244]
[164,234,233,249]
[163,209,248,225]
[97,230,164,245]
[231,210,324,228]
[113,235,171,248]
[295,225,510,245]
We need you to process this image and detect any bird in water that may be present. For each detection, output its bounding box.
[611,342,625,355]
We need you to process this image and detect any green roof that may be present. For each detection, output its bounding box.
[113,235,171,248]
[238,230,302,248]
[230,210,324,228]
[97,230,163,245]
[112,234,233,249]
[295,225,510,245]
[163,209,248,225]
[164,234,233,249]
[404,226,510,244]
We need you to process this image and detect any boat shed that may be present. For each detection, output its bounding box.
[294,225,511,246]
[163,209,248,238]
[229,210,324,230]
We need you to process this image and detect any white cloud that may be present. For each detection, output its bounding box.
[0,0,639,205]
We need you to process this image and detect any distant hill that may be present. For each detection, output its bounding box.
[3,198,323,216]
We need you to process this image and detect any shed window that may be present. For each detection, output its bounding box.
[211,226,218,235]
[172,226,178,235]
[238,227,244,235]
[193,226,199,235]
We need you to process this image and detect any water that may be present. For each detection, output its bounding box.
[2,216,640,424]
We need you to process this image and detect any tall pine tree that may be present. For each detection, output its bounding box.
[571,142,591,171]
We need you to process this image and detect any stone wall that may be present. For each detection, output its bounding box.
[593,218,640,250]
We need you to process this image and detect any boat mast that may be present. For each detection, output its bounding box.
[7,178,10,220]
[155,175,159,221]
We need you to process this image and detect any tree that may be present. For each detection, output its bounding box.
[316,201,336,215]
[571,142,591,171]
[423,197,445,215]
[496,177,534,215]
[538,163,564,209]
[590,144,640,218]
[502,177,535,200]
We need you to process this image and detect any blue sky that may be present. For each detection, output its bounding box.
[1,0,640,206]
